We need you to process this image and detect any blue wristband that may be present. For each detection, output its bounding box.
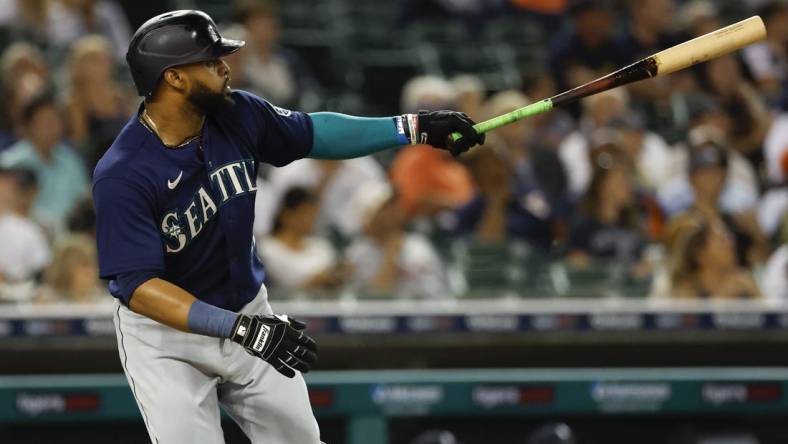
[187,300,239,338]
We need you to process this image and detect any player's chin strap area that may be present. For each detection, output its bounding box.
[230,313,318,378]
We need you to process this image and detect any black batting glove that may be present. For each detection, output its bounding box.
[401,110,485,156]
[231,314,318,378]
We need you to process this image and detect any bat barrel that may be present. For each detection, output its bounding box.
[653,16,766,76]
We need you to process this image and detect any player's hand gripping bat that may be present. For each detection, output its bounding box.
[450,16,767,143]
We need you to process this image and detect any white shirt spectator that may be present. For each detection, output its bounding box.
[243,54,297,108]
[258,236,336,290]
[0,212,50,282]
[559,129,673,197]
[254,157,385,239]
[758,188,788,238]
[47,0,132,61]
[346,234,450,299]
[764,113,788,185]
[743,41,787,88]
[762,244,788,301]
[657,148,760,216]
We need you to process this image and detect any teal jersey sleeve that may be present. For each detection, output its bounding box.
[307,112,409,159]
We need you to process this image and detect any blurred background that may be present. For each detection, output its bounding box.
[0,0,787,443]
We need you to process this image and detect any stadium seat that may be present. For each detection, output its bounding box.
[449,239,554,298]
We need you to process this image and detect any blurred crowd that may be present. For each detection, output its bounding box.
[0,0,786,304]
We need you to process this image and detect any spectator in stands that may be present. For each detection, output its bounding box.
[509,0,568,16]
[763,243,788,301]
[9,167,38,220]
[64,34,133,171]
[559,88,672,197]
[463,90,570,250]
[452,142,568,252]
[611,114,675,192]
[391,76,475,220]
[258,187,343,293]
[0,41,50,149]
[742,2,788,108]
[618,0,689,141]
[548,0,629,97]
[697,54,772,167]
[66,195,95,236]
[390,143,475,220]
[453,146,511,244]
[678,0,721,38]
[255,157,387,241]
[0,165,11,213]
[758,130,787,244]
[0,167,50,285]
[669,140,769,267]
[669,214,761,299]
[0,0,53,49]
[566,144,651,274]
[764,110,788,187]
[346,183,450,298]
[0,91,88,231]
[232,0,320,110]
[619,0,683,61]
[522,71,575,152]
[47,0,132,61]
[485,91,533,173]
[658,104,761,218]
[451,74,485,121]
[38,234,103,303]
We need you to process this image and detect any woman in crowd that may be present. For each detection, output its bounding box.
[64,34,133,171]
[346,183,450,298]
[669,215,761,299]
[697,54,772,167]
[258,186,343,294]
[38,234,103,303]
[567,143,652,275]
[674,138,770,267]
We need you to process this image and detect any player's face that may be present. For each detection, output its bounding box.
[180,58,233,114]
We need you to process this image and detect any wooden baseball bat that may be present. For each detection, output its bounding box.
[451,16,767,142]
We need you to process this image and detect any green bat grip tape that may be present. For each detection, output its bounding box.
[449,99,554,142]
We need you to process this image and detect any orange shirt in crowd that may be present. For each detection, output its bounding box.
[511,0,567,14]
[390,145,474,219]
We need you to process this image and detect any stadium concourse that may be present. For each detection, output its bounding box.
[0,0,787,443]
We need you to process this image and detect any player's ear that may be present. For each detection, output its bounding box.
[162,68,187,93]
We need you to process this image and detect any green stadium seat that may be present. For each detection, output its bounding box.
[449,239,555,298]
[551,261,653,298]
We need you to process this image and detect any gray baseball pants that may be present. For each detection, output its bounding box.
[112,286,321,443]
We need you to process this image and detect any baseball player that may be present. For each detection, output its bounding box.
[93,10,484,444]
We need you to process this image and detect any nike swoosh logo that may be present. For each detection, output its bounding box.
[167,171,183,190]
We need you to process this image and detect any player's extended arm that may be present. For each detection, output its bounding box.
[307,111,485,159]
[128,277,317,378]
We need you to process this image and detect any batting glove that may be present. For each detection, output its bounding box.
[231,314,318,378]
[401,110,485,156]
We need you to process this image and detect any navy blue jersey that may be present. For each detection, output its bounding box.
[93,90,313,311]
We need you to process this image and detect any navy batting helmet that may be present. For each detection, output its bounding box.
[126,10,245,97]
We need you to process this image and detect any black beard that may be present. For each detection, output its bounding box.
[187,81,234,115]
